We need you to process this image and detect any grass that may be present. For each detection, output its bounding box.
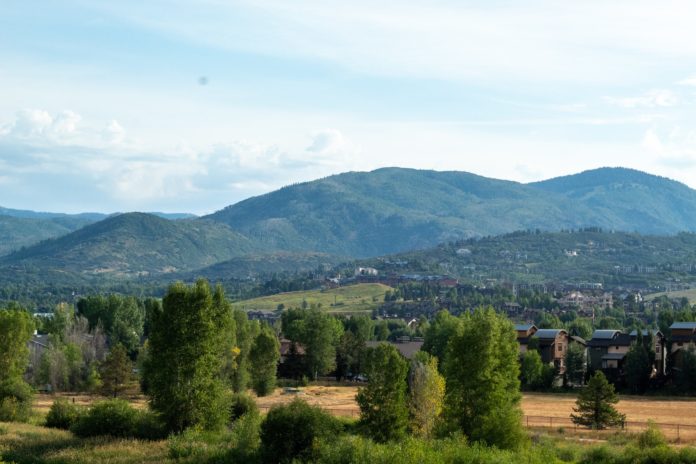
[0,422,170,464]
[645,288,696,302]
[233,283,393,313]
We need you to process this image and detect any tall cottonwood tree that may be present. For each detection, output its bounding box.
[357,343,409,442]
[408,351,445,438]
[444,307,525,449]
[0,306,35,421]
[250,325,280,396]
[282,308,343,379]
[145,280,234,432]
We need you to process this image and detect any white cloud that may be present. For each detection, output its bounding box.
[605,90,679,109]
[679,76,696,86]
[306,129,349,155]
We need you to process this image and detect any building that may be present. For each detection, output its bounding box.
[587,330,632,371]
[515,324,571,374]
[669,322,696,370]
[629,329,666,376]
[365,338,424,360]
[514,324,538,355]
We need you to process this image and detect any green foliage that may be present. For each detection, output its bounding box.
[0,378,33,422]
[145,280,235,432]
[635,421,667,449]
[422,310,460,369]
[624,335,654,394]
[520,350,544,390]
[443,307,525,449]
[357,343,409,442]
[260,398,343,464]
[282,307,343,379]
[572,371,626,429]
[77,294,145,352]
[99,344,132,398]
[229,392,259,422]
[249,325,280,396]
[71,398,167,439]
[231,308,258,392]
[408,352,445,438]
[565,342,587,386]
[45,398,84,429]
[0,307,34,378]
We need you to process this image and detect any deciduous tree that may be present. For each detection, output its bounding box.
[408,352,445,438]
[249,325,280,397]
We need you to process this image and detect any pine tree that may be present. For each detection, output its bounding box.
[249,325,280,396]
[99,344,132,398]
[145,280,235,432]
[443,307,525,449]
[357,343,409,442]
[571,371,625,429]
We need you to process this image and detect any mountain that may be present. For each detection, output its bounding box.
[354,229,696,290]
[0,212,257,278]
[0,215,96,256]
[205,167,696,258]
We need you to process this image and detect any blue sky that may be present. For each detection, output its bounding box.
[2,0,696,214]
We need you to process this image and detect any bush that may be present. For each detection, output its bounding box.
[230,392,258,422]
[71,399,166,439]
[635,421,667,449]
[260,399,343,464]
[0,378,33,422]
[45,398,83,429]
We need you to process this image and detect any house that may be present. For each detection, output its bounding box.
[515,324,538,355]
[587,330,632,372]
[669,322,696,369]
[515,325,570,374]
[629,329,666,376]
[355,267,378,277]
[558,291,613,314]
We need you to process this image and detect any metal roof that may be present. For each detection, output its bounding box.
[534,329,565,339]
[670,322,696,330]
[591,330,620,340]
[514,324,535,332]
[602,353,627,361]
[629,329,662,337]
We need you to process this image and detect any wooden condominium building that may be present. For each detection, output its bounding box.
[515,324,576,374]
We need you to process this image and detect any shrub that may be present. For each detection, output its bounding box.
[227,412,262,463]
[260,399,343,464]
[635,421,667,449]
[45,399,83,429]
[71,399,166,439]
[0,378,33,422]
[230,392,258,422]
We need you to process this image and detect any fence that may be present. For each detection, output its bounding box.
[524,415,696,441]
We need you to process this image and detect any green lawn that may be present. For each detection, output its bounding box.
[645,288,696,302]
[233,283,392,313]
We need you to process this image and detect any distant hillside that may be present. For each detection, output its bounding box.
[0,215,95,256]
[357,229,696,289]
[205,167,696,258]
[0,213,257,277]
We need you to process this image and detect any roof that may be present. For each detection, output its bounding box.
[514,324,536,332]
[591,330,620,340]
[570,335,587,345]
[629,329,663,338]
[602,353,627,361]
[534,329,566,340]
[670,322,696,330]
[365,340,424,359]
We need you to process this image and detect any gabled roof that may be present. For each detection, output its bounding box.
[534,329,566,340]
[514,324,536,332]
[591,330,620,340]
[570,335,587,345]
[629,329,663,338]
[670,322,696,330]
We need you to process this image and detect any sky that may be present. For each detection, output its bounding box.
[2,0,696,214]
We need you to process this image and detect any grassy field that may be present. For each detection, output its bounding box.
[645,288,696,302]
[233,283,393,313]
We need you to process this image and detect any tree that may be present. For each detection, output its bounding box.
[624,333,653,394]
[564,343,587,386]
[0,307,35,422]
[99,344,132,398]
[282,308,343,379]
[144,280,234,432]
[356,343,409,442]
[231,309,259,392]
[571,371,625,429]
[408,352,445,438]
[422,310,460,369]
[249,325,280,396]
[443,307,524,449]
[520,350,544,390]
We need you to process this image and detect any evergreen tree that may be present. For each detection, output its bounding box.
[99,344,132,398]
[357,343,409,442]
[571,371,625,429]
[408,352,445,438]
[145,280,234,432]
[564,342,587,386]
[443,307,524,449]
[249,325,280,397]
[624,333,654,394]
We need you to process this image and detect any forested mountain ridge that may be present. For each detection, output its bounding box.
[0,212,258,277]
